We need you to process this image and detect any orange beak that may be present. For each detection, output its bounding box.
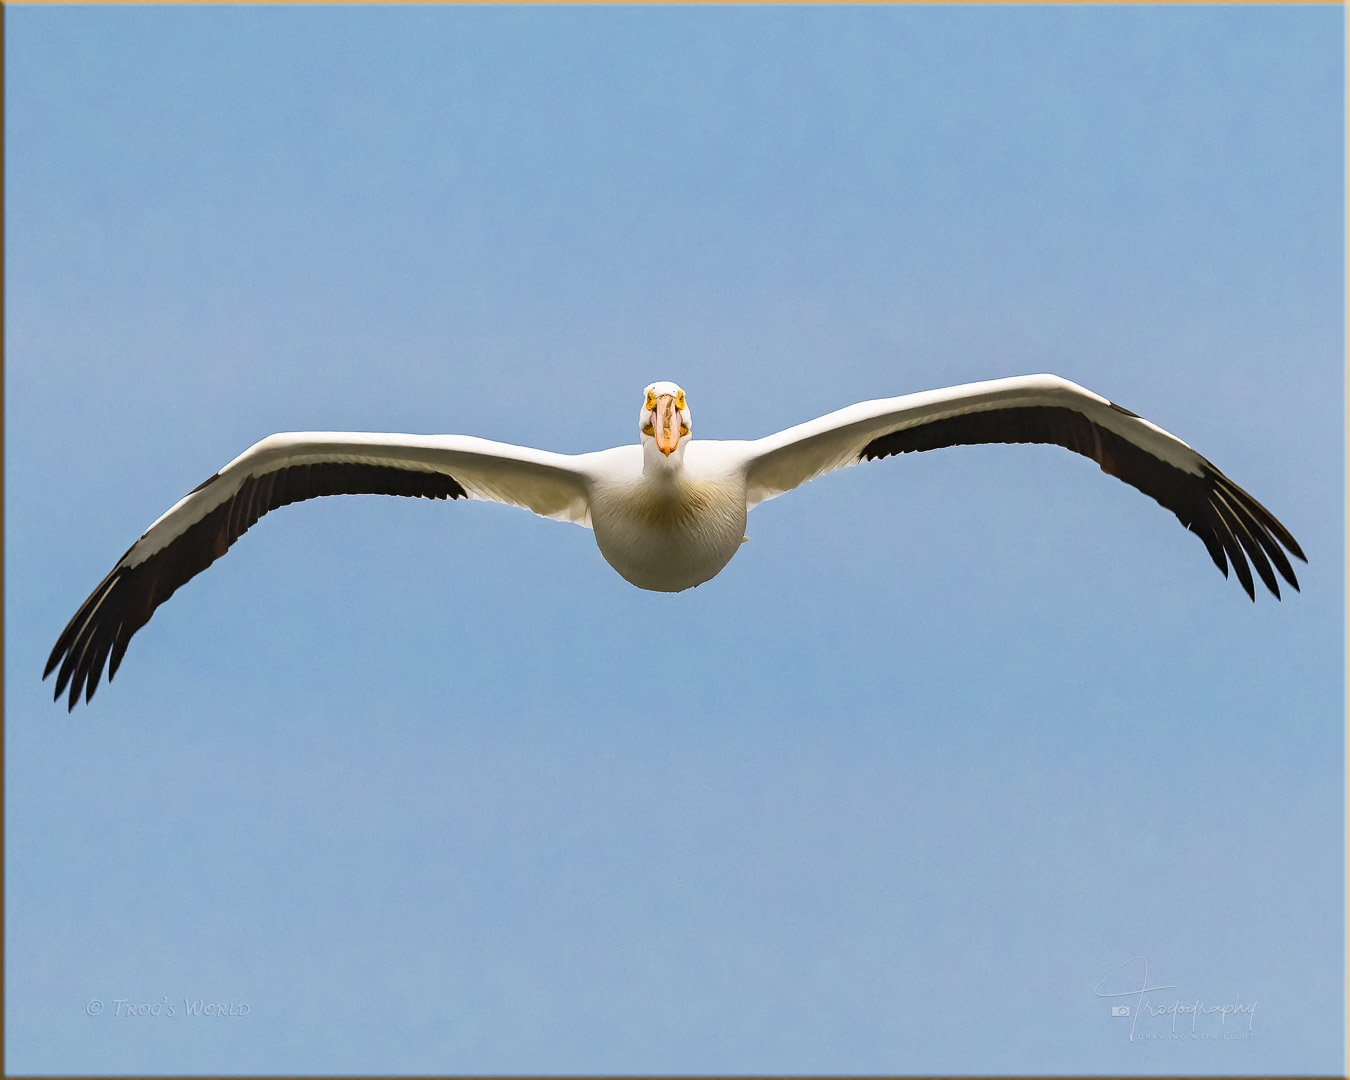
[653,394,682,456]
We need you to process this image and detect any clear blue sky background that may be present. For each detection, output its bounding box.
[5,6,1344,1074]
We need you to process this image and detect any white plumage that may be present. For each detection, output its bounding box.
[45,374,1305,709]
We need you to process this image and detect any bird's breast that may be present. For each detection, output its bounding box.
[589,471,748,593]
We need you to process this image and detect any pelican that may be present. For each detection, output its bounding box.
[45,374,1305,709]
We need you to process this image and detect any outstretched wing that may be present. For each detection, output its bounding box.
[45,432,592,709]
[738,374,1305,600]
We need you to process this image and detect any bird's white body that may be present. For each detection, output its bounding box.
[46,374,1305,709]
[586,441,750,591]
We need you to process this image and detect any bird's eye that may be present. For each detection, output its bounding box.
[645,391,657,411]
[675,391,686,410]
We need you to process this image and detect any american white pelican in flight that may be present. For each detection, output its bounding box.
[46,374,1305,710]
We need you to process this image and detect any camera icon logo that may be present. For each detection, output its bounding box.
[1110,1005,1131,1017]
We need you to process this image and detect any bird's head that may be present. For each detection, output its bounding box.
[639,381,691,459]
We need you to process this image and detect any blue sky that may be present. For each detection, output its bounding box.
[4,5,1344,1074]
